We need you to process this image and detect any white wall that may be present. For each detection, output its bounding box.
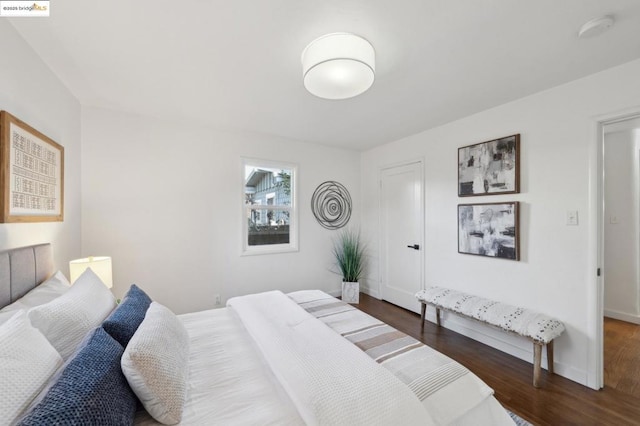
[81,106,360,314]
[361,58,640,387]
[604,124,640,323]
[0,21,81,272]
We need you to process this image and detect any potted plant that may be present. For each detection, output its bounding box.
[333,229,365,304]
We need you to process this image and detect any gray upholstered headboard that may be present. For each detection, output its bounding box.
[0,243,54,309]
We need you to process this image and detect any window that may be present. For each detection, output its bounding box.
[242,158,298,255]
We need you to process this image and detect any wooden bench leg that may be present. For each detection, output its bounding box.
[533,342,543,388]
[547,341,554,374]
[420,303,442,329]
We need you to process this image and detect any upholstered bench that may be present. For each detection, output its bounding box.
[415,286,565,388]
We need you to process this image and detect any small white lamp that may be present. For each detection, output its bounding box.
[69,256,113,288]
[302,32,375,100]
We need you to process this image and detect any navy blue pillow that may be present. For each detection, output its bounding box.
[102,284,152,347]
[18,328,137,426]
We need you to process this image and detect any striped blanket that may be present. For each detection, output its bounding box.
[288,290,499,425]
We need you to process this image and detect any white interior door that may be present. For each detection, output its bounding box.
[380,161,424,313]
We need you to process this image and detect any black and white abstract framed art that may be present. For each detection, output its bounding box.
[458,202,519,261]
[458,134,520,197]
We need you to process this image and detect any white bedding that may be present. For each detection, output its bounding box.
[135,291,513,426]
[288,290,514,426]
[134,307,303,425]
[228,291,434,426]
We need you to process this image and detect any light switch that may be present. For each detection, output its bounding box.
[567,210,579,226]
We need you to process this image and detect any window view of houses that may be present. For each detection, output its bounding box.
[245,166,292,246]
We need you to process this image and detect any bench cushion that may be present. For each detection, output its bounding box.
[416,287,564,344]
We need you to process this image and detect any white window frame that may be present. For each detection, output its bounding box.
[242,158,298,256]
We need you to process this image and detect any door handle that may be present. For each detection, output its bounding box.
[407,244,420,250]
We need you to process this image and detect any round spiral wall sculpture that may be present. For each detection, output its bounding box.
[311,181,352,230]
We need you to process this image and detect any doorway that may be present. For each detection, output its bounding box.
[379,160,424,313]
[602,116,640,395]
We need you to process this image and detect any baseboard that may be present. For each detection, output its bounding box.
[360,285,380,299]
[604,309,640,324]
[328,286,379,299]
[425,310,589,387]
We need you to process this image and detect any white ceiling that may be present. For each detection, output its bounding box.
[10,0,640,151]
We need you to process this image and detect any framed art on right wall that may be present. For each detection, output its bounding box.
[458,134,520,196]
[458,201,519,261]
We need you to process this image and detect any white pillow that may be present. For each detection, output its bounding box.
[28,268,116,360]
[0,310,62,423]
[122,302,189,425]
[0,271,71,322]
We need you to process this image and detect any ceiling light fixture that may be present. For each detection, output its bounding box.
[301,33,375,100]
[578,15,614,38]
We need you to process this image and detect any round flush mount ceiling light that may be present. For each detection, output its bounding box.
[302,33,375,100]
[578,15,615,38]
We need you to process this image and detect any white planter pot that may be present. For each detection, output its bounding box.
[342,281,359,304]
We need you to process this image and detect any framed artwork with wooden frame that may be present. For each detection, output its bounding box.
[458,134,520,197]
[458,201,519,261]
[0,111,64,223]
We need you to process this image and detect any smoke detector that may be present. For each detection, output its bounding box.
[578,15,615,38]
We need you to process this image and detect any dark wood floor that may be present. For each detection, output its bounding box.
[355,293,640,426]
[604,317,640,399]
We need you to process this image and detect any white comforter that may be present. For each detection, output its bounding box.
[135,290,514,425]
[227,291,434,426]
[135,307,303,425]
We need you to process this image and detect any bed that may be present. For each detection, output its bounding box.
[0,244,515,425]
